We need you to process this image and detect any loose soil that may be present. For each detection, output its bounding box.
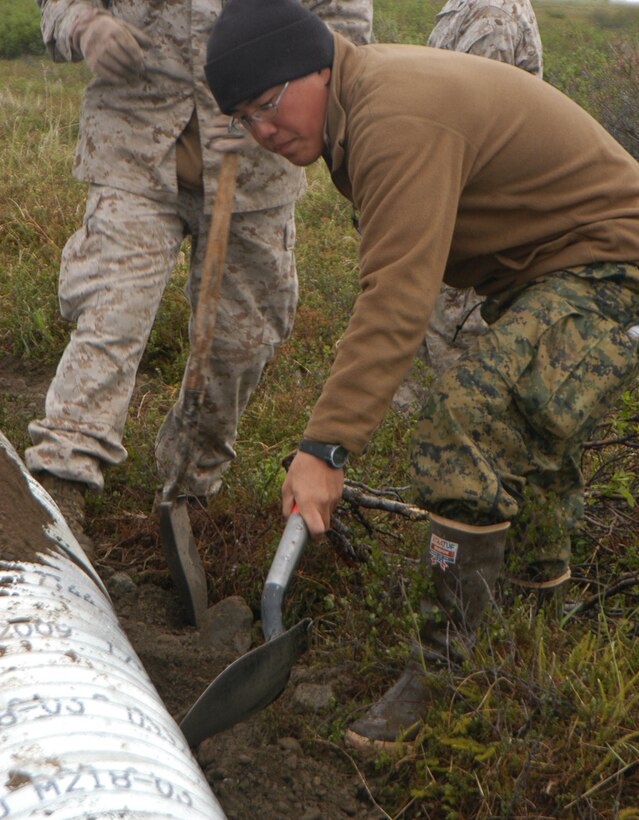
[114,582,384,820]
[0,358,390,820]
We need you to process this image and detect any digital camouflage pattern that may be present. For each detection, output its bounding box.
[410,264,639,569]
[28,0,372,492]
[423,0,543,376]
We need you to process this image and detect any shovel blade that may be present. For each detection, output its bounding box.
[158,498,208,628]
[180,617,312,746]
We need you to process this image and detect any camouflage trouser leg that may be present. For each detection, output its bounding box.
[421,282,488,376]
[154,199,297,496]
[27,185,297,495]
[410,266,639,570]
[27,186,187,490]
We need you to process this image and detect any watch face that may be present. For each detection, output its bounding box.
[299,439,348,468]
[329,445,348,468]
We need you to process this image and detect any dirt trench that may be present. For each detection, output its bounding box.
[0,358,387,820]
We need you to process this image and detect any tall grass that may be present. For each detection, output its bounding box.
[1,3,639,815]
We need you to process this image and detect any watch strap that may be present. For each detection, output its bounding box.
[298,439,348,468]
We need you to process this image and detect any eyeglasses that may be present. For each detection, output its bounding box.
[228,82,289,133]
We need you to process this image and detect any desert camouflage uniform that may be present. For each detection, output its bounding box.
[410,263,639,576]
[424,0,543,376]
[27,0,372,494]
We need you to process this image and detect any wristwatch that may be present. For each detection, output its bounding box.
[298,439,349,469]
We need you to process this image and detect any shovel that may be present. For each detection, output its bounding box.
[158,151,239,628]
[179,507,312,745]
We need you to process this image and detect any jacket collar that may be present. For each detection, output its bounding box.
[324,33,360,196]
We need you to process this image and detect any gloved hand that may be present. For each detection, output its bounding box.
[208,115,252,154]
[72,8,152,83]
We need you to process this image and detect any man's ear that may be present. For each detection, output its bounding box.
[320,66,331,86]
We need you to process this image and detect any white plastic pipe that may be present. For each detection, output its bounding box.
[0,433,226,819]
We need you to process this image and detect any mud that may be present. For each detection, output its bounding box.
[0,445,56,562]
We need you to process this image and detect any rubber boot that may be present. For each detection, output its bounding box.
[504,490,572,614]
[36,472,95,562]
[508,559,571,617]
[345,512,509,752]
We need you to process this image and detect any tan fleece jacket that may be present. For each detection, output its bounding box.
[304,34,639,454]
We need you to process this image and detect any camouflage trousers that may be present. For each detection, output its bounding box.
[26,185,297,494]
[421,282,488,376]
[410,264,639,566]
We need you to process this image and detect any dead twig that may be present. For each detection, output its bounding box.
[562,573,639,620]
[584,432,639,449]
[342,482,429,521]
[326,516,369,564]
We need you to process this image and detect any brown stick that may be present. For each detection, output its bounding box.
[187,151,239,389]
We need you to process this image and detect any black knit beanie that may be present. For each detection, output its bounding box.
[206,0,334,114]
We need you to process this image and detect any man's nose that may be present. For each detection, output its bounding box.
[252,119,278,140]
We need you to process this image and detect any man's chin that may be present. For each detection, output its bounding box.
[289,155,317,167]
[287,147,324,167]
[270,141,322,167]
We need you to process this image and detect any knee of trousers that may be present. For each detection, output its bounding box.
[409,381,521,524]
[212,208,299,350]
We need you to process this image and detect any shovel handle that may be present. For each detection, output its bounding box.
[261,507,309,641]
[186,151,239,391]
[164,152,239,497]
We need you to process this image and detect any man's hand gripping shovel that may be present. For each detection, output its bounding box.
[158,148,239,628]
[179,505,312,745]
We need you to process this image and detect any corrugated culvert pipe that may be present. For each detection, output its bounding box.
[0,432,226,819]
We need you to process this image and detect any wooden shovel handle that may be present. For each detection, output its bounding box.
[184,151,239,393]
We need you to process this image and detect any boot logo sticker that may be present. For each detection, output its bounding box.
[430,533,458,570]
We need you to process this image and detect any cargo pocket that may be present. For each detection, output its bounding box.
[513,309,639,442]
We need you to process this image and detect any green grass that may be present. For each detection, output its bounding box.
[374,0,441,42]
[1,3,639,816]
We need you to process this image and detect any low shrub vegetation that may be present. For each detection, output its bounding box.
[0,0,45,58]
